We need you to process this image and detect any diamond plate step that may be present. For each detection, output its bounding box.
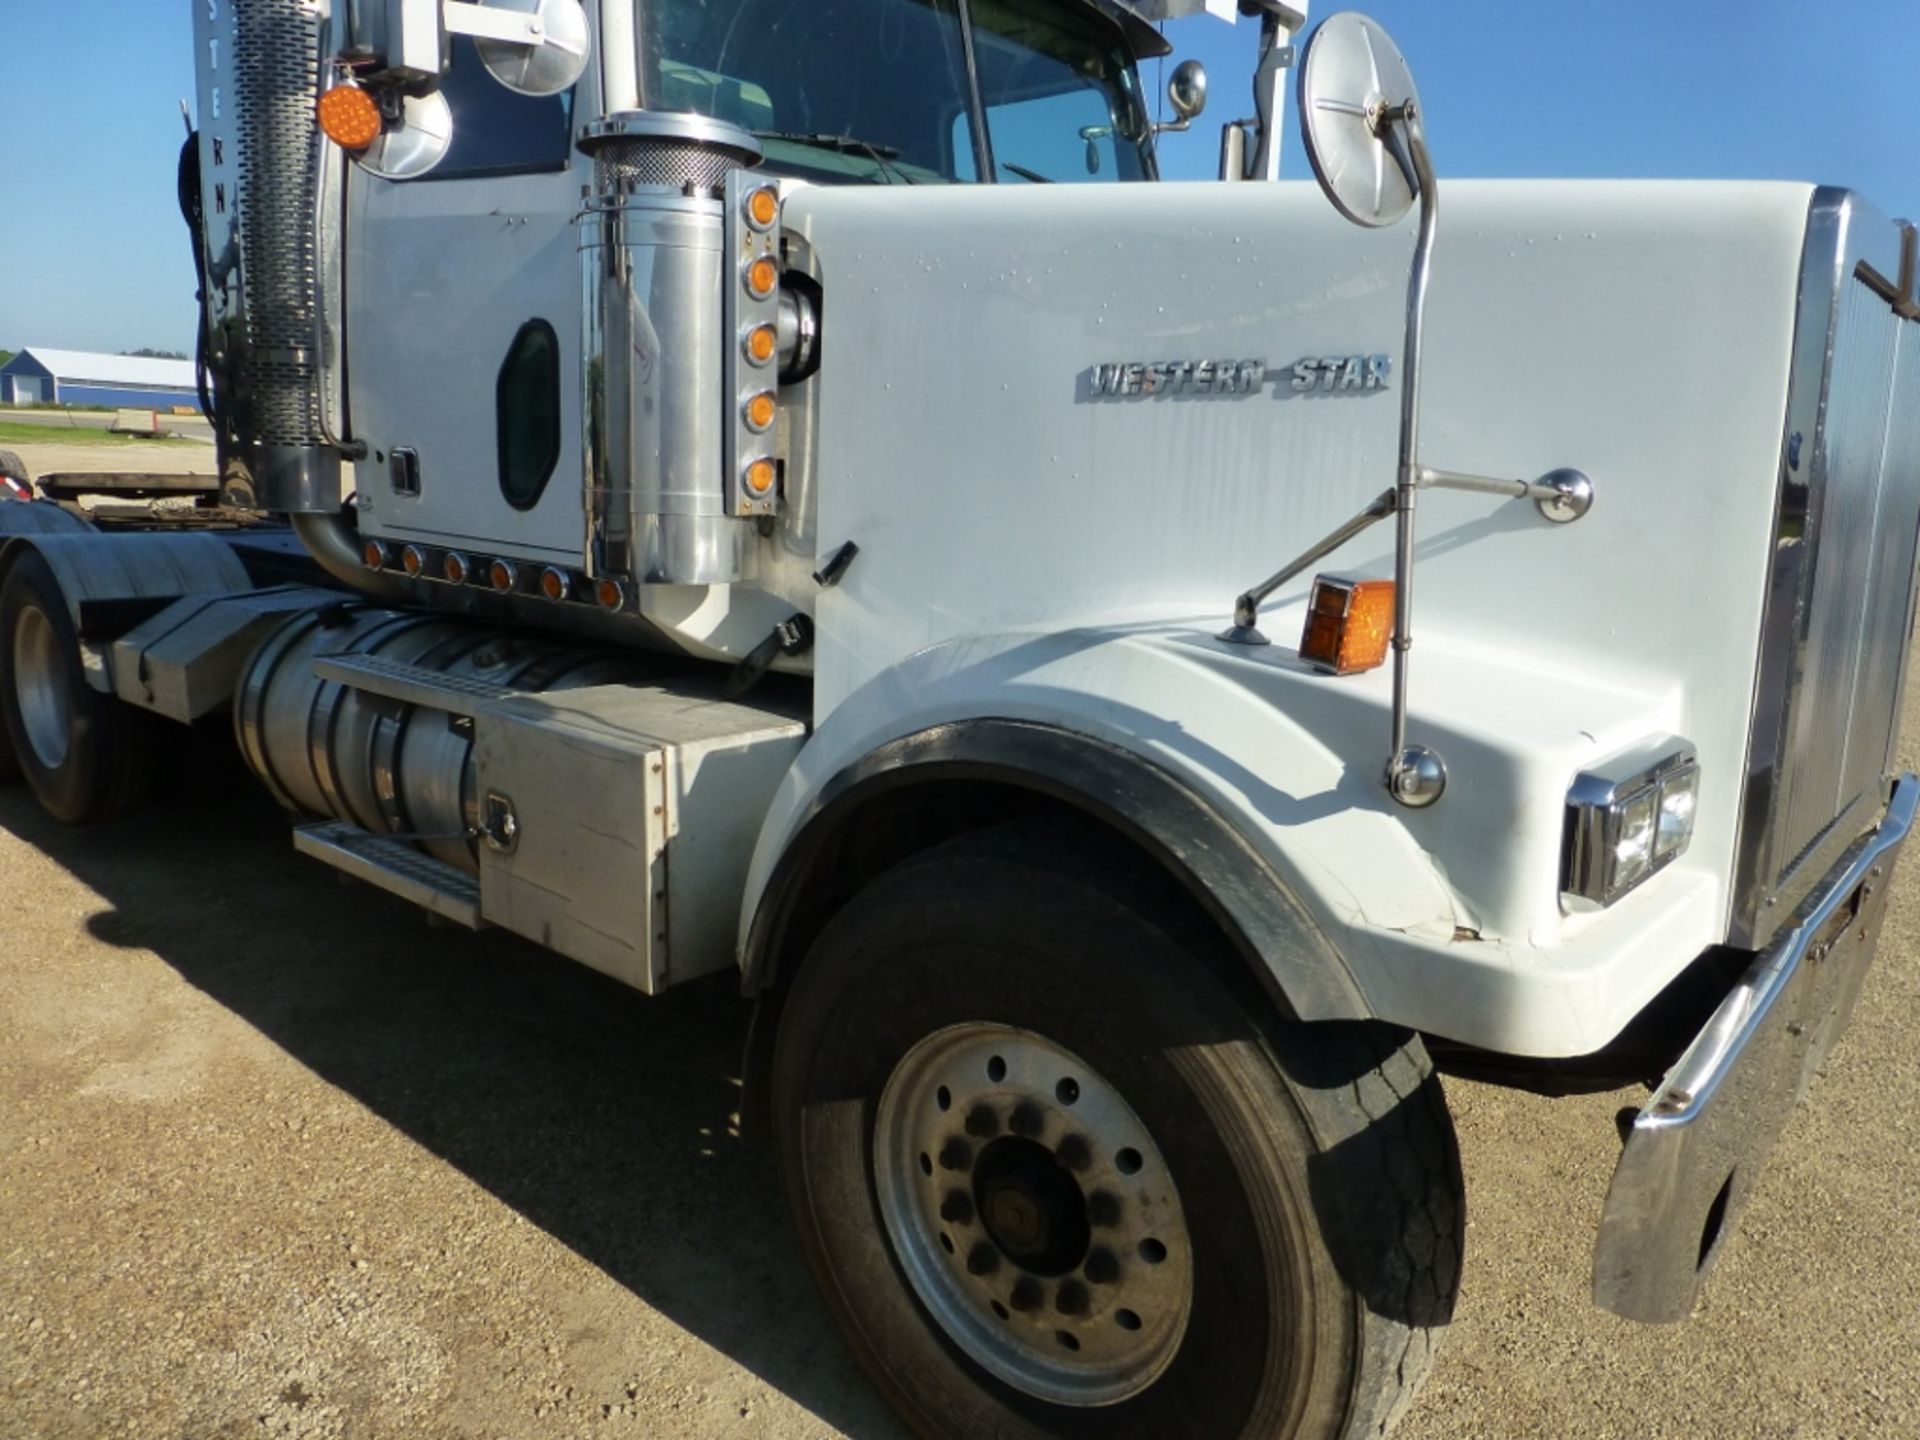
[292,820,482,929]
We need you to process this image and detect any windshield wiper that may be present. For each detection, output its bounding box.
[1000,161,1054,185]
[754,130,917,185]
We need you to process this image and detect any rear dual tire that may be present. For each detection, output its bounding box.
[773,824,1463,1440]
[0,551,155,821]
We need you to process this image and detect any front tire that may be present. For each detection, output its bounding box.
[772,824,1463,1440]
[0,551,156,822]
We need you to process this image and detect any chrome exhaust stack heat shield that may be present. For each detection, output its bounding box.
[192,0,342,513]
[578,113,762,586]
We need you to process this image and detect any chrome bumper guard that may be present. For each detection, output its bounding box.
[1593,773,1918,1323]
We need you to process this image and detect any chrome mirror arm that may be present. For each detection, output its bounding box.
[1219,487,1398,644]
[1217,101,1596,808]
[1381,101,1442,807]
[1217,463,1593,641]
[1419,466,1595,524]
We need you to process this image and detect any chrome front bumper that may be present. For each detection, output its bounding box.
[1593,773,1918,1323]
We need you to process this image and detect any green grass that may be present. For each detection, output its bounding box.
[0,421,202,449]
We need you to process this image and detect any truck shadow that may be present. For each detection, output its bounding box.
[0,769,905,1440]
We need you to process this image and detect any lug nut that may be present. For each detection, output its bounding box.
[941,1190,975,1226]
[1084,1247,1119,1285]
[966,1242,1000,1277]
[965,1104,1001,1139]
[1009,1101,1046,1138]
[1055,1135,1092,1172]
[1009,1277,1042,1313]
[939,1138,974,1172]
[1055,1280,1089,1317]
[1087,1191,1121,1227]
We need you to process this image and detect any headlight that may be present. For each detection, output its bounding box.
[1563,738,1699,909]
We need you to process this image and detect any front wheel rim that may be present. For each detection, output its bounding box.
[872,1023,1194,1407]
[13,604,70,770]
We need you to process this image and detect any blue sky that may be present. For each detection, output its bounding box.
[2,1,1917,355]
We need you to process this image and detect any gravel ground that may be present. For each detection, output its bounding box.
[1,627,1917,1439]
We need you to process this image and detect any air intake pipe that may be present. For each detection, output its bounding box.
[578,113,762,586]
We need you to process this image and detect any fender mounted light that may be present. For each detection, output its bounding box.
[1299,574,1394,675]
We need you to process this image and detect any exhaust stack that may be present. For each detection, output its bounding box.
[191,0,341,513]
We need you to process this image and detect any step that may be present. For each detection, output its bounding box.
[292,820,482,929]
[309,652,516,715]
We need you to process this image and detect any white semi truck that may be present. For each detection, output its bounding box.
[2,2,1916,1435]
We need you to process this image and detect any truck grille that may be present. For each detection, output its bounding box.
[1739,195,1920,948]
[1776,277,1920,872]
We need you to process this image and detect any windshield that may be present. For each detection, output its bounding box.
[637,0,1153,184]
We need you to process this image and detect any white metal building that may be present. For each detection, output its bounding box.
[0,348,201,412]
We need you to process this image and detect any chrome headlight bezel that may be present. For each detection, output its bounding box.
[1563,737,1700,910]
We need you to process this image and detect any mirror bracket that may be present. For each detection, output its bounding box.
[1217,14,1593,811]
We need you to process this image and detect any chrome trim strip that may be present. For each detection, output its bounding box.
[1730,190,1919,949]
[1594,773,1918,1323]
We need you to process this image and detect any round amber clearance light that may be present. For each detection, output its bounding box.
[489,559,518,592]
[595,578,625,610]
[744,323,779,367]
[539,567,571,602]
[743,391,777,433]
[744,185,780,231]
[362,540,389,570]
[401,545,427,577]
[443,552,469,584]
[744,255,780,300]
[742,458,777,498]
[317,84,383,152]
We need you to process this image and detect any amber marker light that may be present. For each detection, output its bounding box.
[317,84,383,152]
[743,391,777,433]
[1299,574,1395,675]
[443,552,470,584]
[489,559,518,591]
[595,577,625,610]
[744,255,780,299]
[362,540,389,570]
[401,545,427,577]
[744,323,779,367]
[744,184,780,231]
[539,567,571,601]
[742,458,777,498]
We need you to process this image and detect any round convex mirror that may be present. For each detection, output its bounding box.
[475,0,592,98]
[354,90,454,181]
[1168,59,1208,122]
[1296,12,1422,228]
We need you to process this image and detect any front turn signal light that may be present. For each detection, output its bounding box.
[1298,574,1394,675]
[317,84,383,152]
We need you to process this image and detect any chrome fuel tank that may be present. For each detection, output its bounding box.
[236,605,641,873]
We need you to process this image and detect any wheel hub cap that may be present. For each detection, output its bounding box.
[873,1023,1193,1407]
[13,604,70,770]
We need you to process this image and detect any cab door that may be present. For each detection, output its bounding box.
[344,37,591,564]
